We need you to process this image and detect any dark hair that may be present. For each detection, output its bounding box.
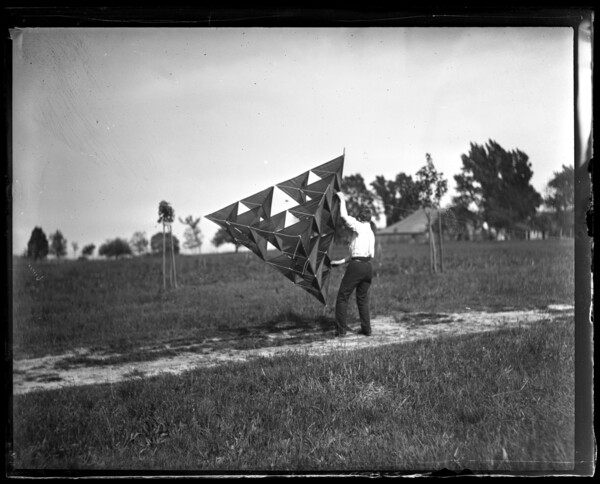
[357,207,372,223]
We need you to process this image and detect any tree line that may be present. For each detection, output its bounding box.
[24,216,203,261]
[212,140,574,250]
[24,139,575,260]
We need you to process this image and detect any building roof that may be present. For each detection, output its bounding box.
[377,208,441,235]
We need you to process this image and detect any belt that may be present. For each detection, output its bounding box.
[351,256,372,262]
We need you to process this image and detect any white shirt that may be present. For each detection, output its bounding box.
[339,198,375,258]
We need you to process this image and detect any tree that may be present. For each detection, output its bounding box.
[415,154,448,208]
[545,164,574,211]
[98,238,132,258]
[415,154,448,273]
[150,232,180,254]
[27,226,49,260]
[443,204,479,241]
[212,227,242,253]
[453,140,542,236]
[371,173,422,226]
[49,230,68,259]
[130,231,149,255]
[158,200,178,290]
[531,211,555,240]
[179,215,203,253]
[341,174,378,219]
[81,243,95,257]
[545,164,574,237]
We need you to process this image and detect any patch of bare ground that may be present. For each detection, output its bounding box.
[12,305,574,395]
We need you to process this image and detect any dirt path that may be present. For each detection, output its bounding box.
[12,305,574,395]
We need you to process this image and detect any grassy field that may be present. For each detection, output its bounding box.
[12,240,573,359]
[9,239,577,474]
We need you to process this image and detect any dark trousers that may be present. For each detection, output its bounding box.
[335,260,373,334]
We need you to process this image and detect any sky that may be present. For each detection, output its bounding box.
[10,26,588,256]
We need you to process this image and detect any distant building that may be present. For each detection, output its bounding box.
[533,209,575,239]
[509,222,543,240]
[376,208,442,245]
[375,207,567,246]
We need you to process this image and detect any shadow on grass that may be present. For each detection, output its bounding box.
[259,311,335,334]
[217,310,335,337]
[50,311,338,370]
[401,312,461,328]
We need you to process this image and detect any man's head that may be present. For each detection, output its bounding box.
[356,206,372,223]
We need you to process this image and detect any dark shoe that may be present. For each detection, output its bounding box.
[355,329,371,336]
[335,326,352,337]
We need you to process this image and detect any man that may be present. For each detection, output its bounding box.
[331,191,375,337]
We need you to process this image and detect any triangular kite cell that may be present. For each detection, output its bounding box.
[276,171,310,205]
[205,201,239,226]
[311,155,344,191]
[205,153,345,304]
[240,186,274,218]
[304,174,337,198]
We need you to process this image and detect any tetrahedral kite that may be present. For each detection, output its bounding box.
[206,154,344,304]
